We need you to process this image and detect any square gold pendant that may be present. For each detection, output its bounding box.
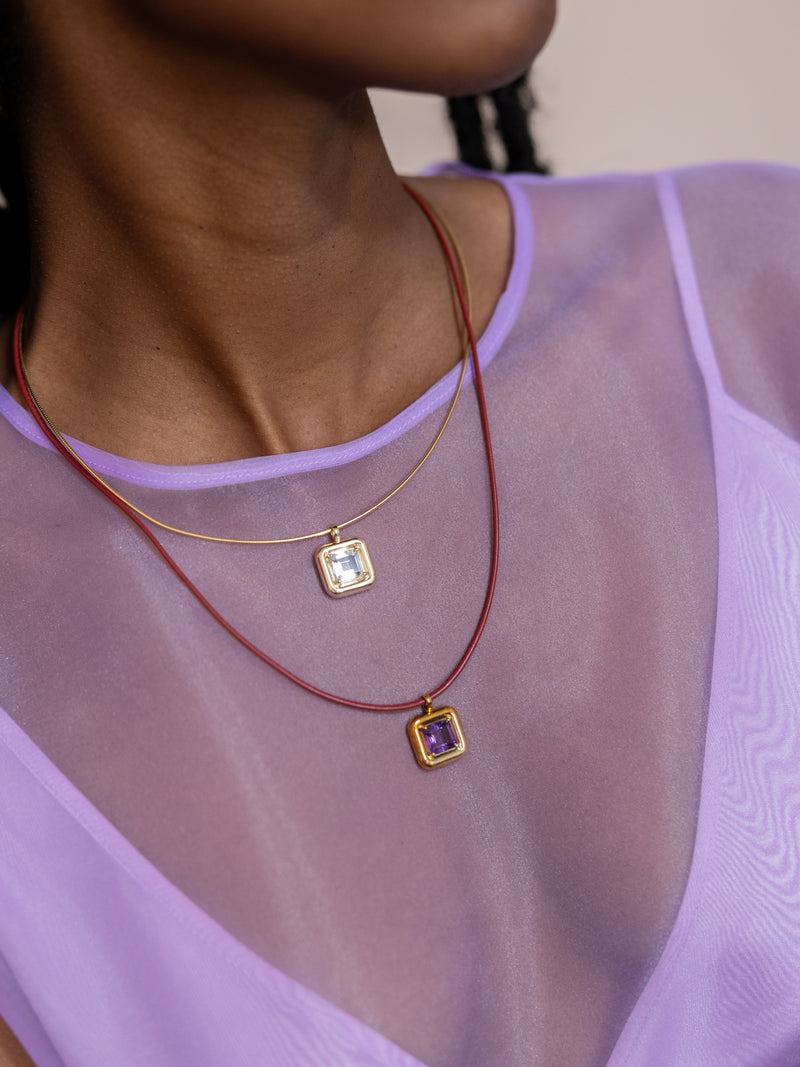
[315,537,376,597]
[407,706,467,769]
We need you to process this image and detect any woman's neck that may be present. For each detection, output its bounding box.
[4,8,511,463]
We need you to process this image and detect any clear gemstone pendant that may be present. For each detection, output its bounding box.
[315,526,376,598]
[407,699,467,769]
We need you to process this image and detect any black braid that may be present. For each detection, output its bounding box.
[447,71,550,176]
[0,6,29,313]
[0,116,29,314]
[490,75,549,174]
[446,95,492,171]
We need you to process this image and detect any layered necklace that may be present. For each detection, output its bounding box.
[13,183,500,770]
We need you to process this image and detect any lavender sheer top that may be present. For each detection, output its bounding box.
[1,166,799,1066]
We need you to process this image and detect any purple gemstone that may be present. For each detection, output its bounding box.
[421,717,459,757]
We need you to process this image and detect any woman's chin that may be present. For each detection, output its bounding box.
[124,0,556,100]
[363,1,557,98]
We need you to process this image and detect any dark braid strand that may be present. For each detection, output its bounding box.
[446,95,493,171]
[447,71,550,176]
[0,114,29,314]
[490,75,549,175]
[0,6,30,313]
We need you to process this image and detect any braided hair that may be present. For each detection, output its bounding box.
[447,72,549,175]
[0,7,28,314]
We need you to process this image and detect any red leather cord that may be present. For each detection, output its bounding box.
[14,182,500,714]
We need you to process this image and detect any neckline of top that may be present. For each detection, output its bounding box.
[0,168,534,491]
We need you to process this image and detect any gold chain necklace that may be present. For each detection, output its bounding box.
[14,184,499,770]
[17,188,472,599]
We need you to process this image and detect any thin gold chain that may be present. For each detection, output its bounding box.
[17,193,473,546]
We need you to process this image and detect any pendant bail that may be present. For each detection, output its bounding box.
[329,525,341,544]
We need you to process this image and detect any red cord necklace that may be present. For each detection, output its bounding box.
[13,182,500,770]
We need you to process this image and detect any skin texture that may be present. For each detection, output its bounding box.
[1,0,556,461]
[122,0,556,95]
[0,1018,34,1067]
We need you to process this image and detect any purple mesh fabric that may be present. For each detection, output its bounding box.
[0,166,799,1066]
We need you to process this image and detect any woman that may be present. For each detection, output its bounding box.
[1,2,799,1065]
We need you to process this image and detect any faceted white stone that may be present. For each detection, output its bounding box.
[328,544,367,587]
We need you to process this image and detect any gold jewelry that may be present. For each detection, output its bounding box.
[14,183,499,770]
[17,193,472,599]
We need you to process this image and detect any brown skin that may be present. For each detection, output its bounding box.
[0,1017,34,1067]
[1,0,555,462]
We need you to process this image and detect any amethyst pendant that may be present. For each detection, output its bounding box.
[407,705,466,770]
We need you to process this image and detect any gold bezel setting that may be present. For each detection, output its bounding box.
[407,706,467,769]
[315,536,375,597]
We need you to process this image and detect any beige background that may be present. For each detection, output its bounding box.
[371,0,800,176]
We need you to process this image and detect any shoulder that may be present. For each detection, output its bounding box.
[666,162,800,280]
[413,162,800,439]
[501,159,800,236]
[504,161,800,440]
[669,158,800,210]
[667,163,800,438]
[403,171,514,344]
[665,161,800,278]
